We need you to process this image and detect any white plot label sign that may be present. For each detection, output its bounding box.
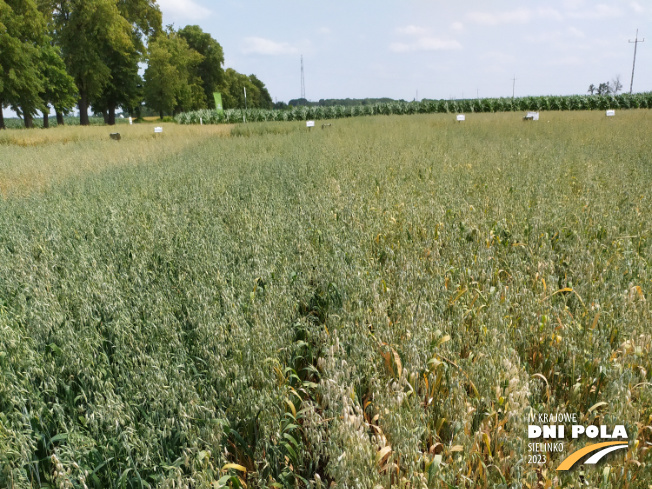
[154,127,163,133]
[606,110,615,117]
[306,121,315,127]
[456,114,465,122]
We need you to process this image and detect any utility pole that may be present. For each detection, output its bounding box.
[300,55,306,100]
[512,75,517,99]
[629,29,645,94]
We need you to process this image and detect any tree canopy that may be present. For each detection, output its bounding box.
[178,25,224,110]
[0,1,273,127]
[0,0,46,127]
[144,29,204,118]
[220,68,273,110]
[39,42,78,127]
[144,27,274,116]
[89,0,162,124]
[47,0,135,125]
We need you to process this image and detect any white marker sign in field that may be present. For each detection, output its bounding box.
[154,127,163,133]
[456,115,465,122]
[306,121,315,127]
[606,110,615,117]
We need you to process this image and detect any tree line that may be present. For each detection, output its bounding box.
[588,76,623,96]
[0,0,272,129]
[283,97,401,109]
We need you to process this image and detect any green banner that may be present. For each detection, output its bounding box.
[213,92,224,113]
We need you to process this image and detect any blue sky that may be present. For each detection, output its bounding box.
[158,0,651,102]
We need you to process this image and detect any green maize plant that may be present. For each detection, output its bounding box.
[173,92,652,126]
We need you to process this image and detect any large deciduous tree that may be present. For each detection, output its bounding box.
[47,0,134,125]
[248,74,273,109]
[597,83,611,96]
[39,42,77,127]
[144,29,204,118]
[178,25,224,109]
[92,0,162,124]
[0,0,45,128]
[610,76,623,95]
[219,68,273,110]
[90,40,141,125]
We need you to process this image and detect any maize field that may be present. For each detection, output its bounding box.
[176,93,652,125]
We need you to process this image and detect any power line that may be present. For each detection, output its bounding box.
[628,29,645,94]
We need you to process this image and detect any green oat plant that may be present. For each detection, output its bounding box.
[0,110,651,488]
[0,123,232,197]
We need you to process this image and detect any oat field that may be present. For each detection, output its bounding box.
[0,111,651,488]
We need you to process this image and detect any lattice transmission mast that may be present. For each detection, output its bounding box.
[300,55,306,100]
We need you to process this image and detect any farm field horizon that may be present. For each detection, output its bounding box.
[1,111,651,488]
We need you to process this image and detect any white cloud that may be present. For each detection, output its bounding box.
[390,38,462,53]
[562,0,586,10]
[630,2,645,13]
[467,7,563,26]
[485,51,516,65]
[157,0,212,21]
[525,28,585,45]
[568,27,585,38]
[537,7,564,21]
[396,25,429,36]
[467,9,532,25]
[241,37,300,56]
[450,22,464,32]
[567,4,622,19]
[548,55,585,66]
[391,25,461,53]
[318,27,331,35]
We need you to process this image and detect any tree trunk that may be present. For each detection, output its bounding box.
[102,109,108,124]
[160,110,163,120]
[79,90,90,126]
[108,104,116,125]
[43,105,50,129]
[56,109,65,125]
[24,112,34,129]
